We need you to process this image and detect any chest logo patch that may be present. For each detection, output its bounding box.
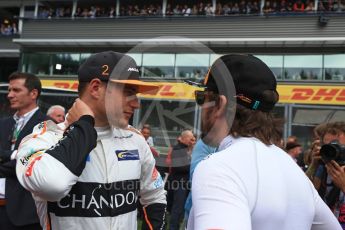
[115,150,140,161]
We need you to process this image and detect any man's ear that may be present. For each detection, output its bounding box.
[88,79,105,99]
[214,95,227,117]
[30,89,38,100]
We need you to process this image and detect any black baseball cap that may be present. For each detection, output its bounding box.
[285,142,302,151]
[78,51,159,94]
[200,54,279,112]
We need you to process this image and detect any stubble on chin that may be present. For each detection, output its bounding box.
[201,115,213,139]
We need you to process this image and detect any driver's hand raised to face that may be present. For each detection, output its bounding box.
[66,98,94,126]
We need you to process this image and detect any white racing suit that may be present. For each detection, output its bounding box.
[16,115,166,230]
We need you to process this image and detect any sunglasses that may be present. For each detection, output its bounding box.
[195,90,219,106]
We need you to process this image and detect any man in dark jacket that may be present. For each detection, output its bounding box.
[168,129,194,230]
[0,72,49,230]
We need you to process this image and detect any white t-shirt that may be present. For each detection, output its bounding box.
[188,137,341,230]
[147,136,154,147]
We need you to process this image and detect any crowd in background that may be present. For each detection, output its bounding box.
[35,0,345,19]
[0,19,18,36]
[142,120,345,228]
[0,69,344,228]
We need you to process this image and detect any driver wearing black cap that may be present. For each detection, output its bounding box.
[187,54,341,230]
[16,51,167,230]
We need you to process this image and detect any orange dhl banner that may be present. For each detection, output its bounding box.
[41,79,198,100]
[41,80,345,105]
[277,85,345,105]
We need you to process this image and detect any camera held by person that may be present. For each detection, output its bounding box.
[320,140,345,165]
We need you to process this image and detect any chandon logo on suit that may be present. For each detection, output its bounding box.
[48,180,140,217]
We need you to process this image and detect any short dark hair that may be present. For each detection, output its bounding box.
[313,123,328,139]
[77,81,108,97]
[78,81,88,97]
[321,122,345,141]
[142,125,151,130]
[230,104,284,146]
[8,72,42,98]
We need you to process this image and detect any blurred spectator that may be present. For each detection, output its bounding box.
[232,3,240,14]
[263,0,274,14]
[287,1,294,11]
[191,4,198,15]
[251,0,261,13]
[133,5,141,15]
[184,138,217,225]
[333,0,345,12]
[74,7,82,17]
[81,8,89,17]
[320,0,333,11]
[182,5,192,16]
[239,0,248,14]
[173,4,182,15]
[46,105,65,123]
[109,6,115,17]
[198,3,205,15]
[38,7,50,18]
[156,5,163,15]
[166,4,174,15]
[305,0,315,12]
[1,20,18,36]
[65,7,71,17]
[286,141,303,162]
[304,123,327,180]
[272,0,280,12]
[141,5,149,15]
[89,6,97,18]
[307,122,345,227]
[146,5,154,15]
[140,124,159,158]
[293,0,305,12]
[0,23,6,35]
[55,7,64,17]
[205,3,214,15]
[141,125,154,147]
[215,3,223,15]
[280,0,290,12]
[30,0,345,20]
[11,23,18,34]
[287,135,298,143]
[223,3,231,15]
[188,135,196,155]
[168,129,194,230]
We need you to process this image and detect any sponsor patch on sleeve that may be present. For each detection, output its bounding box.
[152,167,159,180]
[25,151,44,177]
[152,167,163,188]
[115,150,140,161]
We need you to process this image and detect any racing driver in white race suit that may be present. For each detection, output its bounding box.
[15,51,167,230]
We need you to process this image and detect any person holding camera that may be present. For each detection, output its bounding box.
[305,123,327,188]
[308,121,345,229]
